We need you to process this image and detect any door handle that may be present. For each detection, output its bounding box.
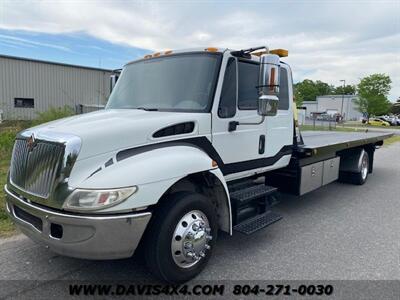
[259,135,265,154]
[228,121,239,132]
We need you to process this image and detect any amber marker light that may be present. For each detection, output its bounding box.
[269,49,289,57]
[205,47,219,52]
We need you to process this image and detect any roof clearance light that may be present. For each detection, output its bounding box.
[251,50,268,57]
[164,50,173,55]
[205,47,219,52]
[269,49,288,57]
[144,54,152,59]
[153,52,161,57]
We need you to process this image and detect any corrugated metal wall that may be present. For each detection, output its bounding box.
[317,96,362,121]
[0,56,112,120]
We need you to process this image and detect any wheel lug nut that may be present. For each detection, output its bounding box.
[184,242,193,249]
[192,224,199,231]
[199,251,205,258]
[206,235,212,240]
[205,228,211,233]
[204,244,211,250]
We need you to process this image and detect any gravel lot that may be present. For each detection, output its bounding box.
[0,142,399,298]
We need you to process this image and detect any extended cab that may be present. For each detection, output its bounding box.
[4,46,392,283]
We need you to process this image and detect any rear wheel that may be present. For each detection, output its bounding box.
[144,192,217,283]
[357,151,369,185]
[339,151,369,185]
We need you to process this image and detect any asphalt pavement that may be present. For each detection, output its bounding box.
[0,142,399,298]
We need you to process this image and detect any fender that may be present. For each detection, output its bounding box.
[339,149,366,173]
[69,145,232,229]
[209,168,232,234]
[79,145,218,187]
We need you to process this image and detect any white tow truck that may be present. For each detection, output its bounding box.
[4,46,392,283]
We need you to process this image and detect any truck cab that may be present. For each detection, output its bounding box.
[4,46,390,283]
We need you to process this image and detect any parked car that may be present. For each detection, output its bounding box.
[377,115,397,126]
[368,118,390,127]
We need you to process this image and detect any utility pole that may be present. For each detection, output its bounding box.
[340,79,346,120]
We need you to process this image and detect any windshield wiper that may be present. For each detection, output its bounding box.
[136,107,159,111]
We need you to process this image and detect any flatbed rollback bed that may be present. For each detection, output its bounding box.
[266,130,393,195]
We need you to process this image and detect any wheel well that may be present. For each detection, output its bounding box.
[338,144,375,173]
[152,171,231,233]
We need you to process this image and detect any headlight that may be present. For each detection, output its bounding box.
[63,186,137,211]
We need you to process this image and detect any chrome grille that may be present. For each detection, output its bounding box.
[10,139,65,198]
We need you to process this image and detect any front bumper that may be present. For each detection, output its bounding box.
[4,184,152,260]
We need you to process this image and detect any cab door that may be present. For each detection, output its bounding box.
[211,55,293,179]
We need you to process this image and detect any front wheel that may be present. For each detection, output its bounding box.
[144,192,218,283]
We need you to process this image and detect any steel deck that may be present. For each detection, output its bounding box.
[298,131,393,155]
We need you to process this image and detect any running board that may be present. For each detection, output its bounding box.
[233,211,282,235]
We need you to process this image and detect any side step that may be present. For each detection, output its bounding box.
[230,184,277,206]
[234,211,282,235]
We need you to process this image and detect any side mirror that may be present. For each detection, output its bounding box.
[258,94,279,116]
[257,54,280,116]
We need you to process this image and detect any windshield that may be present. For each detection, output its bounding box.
[106,52,221,112]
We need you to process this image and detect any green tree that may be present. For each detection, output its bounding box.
[390,97,400,115]
[355,74,392,119]
[333,84,356,95]
[294,79,333,106]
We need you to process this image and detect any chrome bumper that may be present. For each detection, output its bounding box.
[4,184,152,260]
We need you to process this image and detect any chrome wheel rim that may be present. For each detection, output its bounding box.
[171,210,212,268]
[361,155,368,180]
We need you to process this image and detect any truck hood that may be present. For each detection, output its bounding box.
[25,109,211,160]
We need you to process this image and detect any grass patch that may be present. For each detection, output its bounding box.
[32,106,74,126]
[300,125,364,132]
[0,106,74,237]
[342,122,400,130]
[0,123,26,237]
[383,135,400,146]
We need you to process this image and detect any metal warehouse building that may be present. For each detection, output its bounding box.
[0,55,112,120]
[301,95,363,121]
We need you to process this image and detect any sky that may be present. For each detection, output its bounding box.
[0,0,399,100]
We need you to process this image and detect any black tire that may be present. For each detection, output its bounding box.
[354,151,369,185]
[339,151,369,185]
[144,192,218,283]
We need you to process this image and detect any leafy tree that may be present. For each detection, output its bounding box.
[390,97,400,115]
[294,79,333,106]
[315,80,333,96]
[333,85,356,95]
[355,74,392,119]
